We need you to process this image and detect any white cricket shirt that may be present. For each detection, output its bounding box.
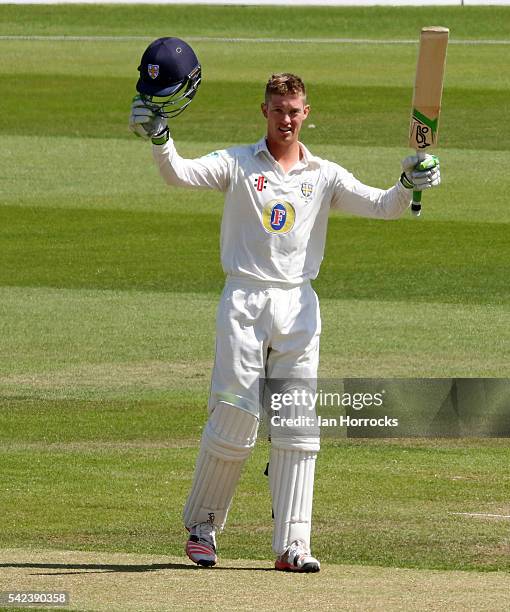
[153,136,411,285]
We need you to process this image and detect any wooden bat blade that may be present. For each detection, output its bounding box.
[409,26,449,151]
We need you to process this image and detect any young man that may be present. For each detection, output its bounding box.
[130,72,440,572]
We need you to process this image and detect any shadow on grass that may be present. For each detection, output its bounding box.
[0,561,274,574]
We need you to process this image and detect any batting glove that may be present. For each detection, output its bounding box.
[129,95,169,142]
[400,154,441,191]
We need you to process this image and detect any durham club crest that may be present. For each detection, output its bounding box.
[148,64,159,79]
[301,181,313,199]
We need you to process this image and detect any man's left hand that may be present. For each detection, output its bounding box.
[400,154,441,191]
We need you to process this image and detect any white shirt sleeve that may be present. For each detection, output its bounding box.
[328,162,411,220]
[152,136,231,192]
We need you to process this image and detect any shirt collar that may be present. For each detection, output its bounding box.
[253,137,270,157]
[253,137,320,169]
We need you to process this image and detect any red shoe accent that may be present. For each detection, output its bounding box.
[185,540,217,567]
[275,553,320,573]
[275,558,294,571]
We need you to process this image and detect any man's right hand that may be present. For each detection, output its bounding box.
[129,95,168,140]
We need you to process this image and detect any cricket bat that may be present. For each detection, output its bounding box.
[409,26,449,216]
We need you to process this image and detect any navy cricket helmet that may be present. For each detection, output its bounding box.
[136,37,201,118]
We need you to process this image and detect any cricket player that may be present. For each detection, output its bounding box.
[129,38,440,573]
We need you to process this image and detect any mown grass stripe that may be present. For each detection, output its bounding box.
[1,206,508,305]
[0,75,507,152]
[1,35,510,45]
[2,5,510,41]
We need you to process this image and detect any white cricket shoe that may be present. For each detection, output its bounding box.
[185,522,218,567]
[275,539,321,573]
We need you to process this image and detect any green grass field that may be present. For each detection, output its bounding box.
[0,5,509,610]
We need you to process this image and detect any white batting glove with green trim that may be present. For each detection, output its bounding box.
[129,94,168,141]
[400,154,441,191]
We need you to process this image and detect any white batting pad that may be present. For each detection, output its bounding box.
[183,401,259,530]
[266,378,321,451]
[268,446,317,555]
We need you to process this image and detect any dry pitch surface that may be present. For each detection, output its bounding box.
[1,549,509,611]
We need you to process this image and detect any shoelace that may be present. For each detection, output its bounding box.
[286,539,310,564]
[193,523,216,549]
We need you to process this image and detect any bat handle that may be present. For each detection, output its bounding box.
[411,150,426,217]
[411,190,422,216]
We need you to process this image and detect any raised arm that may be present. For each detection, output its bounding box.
[328,156,440,220]
[129,94,231,192]
[152,134,231,192]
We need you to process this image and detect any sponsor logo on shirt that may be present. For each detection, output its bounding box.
[262,199,295,234]
[254,175,268,191]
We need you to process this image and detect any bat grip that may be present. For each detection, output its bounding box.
[411,150,426,217]
[411,190,422,216]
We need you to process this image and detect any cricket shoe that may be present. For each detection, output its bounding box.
[185,522,218,567]
[275,539,320,573]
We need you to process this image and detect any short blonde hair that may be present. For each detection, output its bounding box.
[264,73,306,103]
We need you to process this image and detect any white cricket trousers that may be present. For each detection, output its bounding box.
[209,275,321,415]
